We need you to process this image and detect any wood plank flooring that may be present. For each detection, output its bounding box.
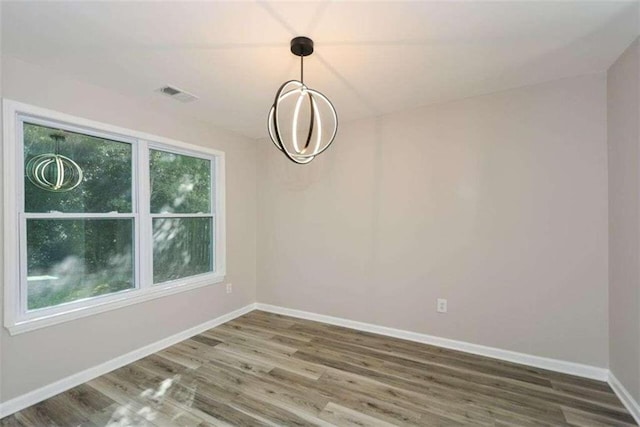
[1,310,636,426]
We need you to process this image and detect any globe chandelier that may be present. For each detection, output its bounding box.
[26,133,83,192]
[268,36,338,164]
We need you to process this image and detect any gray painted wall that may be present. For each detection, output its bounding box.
[0,56,258,402]
[0,53,626,406]
[257,74,609,368]
[608,37,640,402]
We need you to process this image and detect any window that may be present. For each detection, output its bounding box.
[24,122,135,311]
[3,100,226,334]
[150,149,214,283]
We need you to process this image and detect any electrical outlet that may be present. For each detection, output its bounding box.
[226,283,233,294]
[437,298,447,313]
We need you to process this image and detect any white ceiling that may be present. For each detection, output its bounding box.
[2,1,638,139]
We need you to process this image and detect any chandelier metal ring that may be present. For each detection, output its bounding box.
[268,80,338,164]
[267,37,338,165]
[26,152,83,192]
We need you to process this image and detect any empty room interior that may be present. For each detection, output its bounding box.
[1,1,640,425]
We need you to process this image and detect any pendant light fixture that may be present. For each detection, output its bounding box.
[268,36,338,164]
[26,133,83,192]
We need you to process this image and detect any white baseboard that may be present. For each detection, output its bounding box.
[0,303,257,418]
[255,303,609,382]
[609,371,640,425]
[4,301,633,422]
[258,303,640,423]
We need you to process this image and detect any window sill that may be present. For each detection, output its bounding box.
[5,274,225,335]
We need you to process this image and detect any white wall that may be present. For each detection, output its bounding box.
[0,56,257,401]
[608,38,640,402]
[257,74,609,368]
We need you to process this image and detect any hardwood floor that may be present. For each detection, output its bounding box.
[1,310,636,426]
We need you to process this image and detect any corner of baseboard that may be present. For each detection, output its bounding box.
[608,371,640,425]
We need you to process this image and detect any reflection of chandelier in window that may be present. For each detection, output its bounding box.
[26,133,83,192]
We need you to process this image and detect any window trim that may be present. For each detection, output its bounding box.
[3,99,226,335]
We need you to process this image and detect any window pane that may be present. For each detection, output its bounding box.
[24,122,132,213]
[153,217,213,283]
[26,219,135,310]
[150,149,211,214]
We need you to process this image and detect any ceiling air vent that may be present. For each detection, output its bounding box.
[156,85,198,103]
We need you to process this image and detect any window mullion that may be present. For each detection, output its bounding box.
[137,140,152,289]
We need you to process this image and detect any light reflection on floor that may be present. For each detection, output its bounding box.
[105,374,198,426]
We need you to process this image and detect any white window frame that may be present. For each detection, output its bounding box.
[3,99,226,335]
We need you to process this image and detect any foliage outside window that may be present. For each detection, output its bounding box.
[4,101,225,334]
[24,123,135,310]
[150,149,214,283]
